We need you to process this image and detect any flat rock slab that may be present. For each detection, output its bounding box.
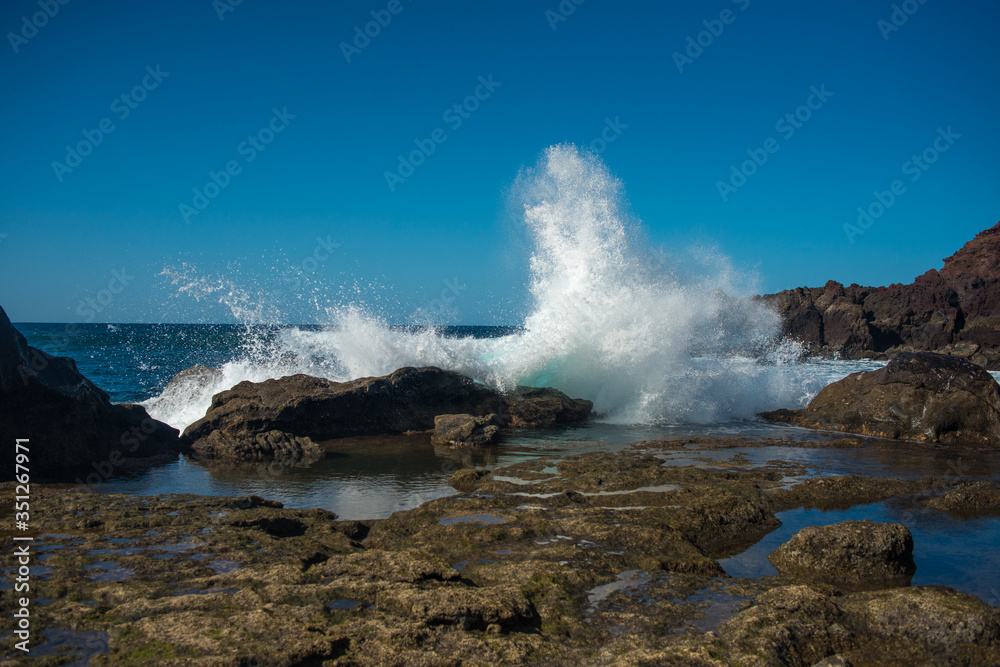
[768,520,915,590]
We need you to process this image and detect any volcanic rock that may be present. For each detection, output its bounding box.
[431,413,501,447]
[0,305,181,481]
[759,221,1000,367]
[768,520,916,589]
[184,367,593,460]
[760,352,1000,445]
[502,386,593,428]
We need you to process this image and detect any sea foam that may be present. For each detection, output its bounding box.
[147,145,824,430]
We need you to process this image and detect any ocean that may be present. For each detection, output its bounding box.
[11,146,1000,603]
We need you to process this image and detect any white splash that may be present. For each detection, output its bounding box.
[147,145,833,430]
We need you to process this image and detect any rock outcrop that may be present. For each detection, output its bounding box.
[759,221,1000,368]
[760,351,1000,445]
[183,367,593,460]
[0,306,181,481]
[431,413,501,447]
[503,386,594,428]
[768,520,916,589]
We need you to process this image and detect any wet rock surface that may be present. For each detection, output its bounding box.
[761,351,1000,445]
[0,306,181,482]
[183,367,592,460]
[768,520,916,590]
[2,438,998,665]
[432,413,502,447]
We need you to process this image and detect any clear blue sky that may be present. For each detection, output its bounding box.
[1,0,997,324]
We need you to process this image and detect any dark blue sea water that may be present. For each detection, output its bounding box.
[16,323,521,404]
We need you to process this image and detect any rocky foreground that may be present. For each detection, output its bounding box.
[759,220,1000,368]
[3,437,1000,666]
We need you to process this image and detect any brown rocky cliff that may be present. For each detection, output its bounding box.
[758,221,1000,368]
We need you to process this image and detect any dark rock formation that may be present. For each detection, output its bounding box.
[768,520,916,589]
[431,413,501,447]
[722,584,1000,666]
[760,352,1000,445]
[183,367,592,460]
[759,221,1000,368]
[0,306,181,481]
[163,364,222,394]
[503,386,594,428]
[926,481,1000,516]
[191,429,322,461]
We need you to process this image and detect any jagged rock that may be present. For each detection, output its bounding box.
[0,305,180,481]
[760,352,1000,445]
[758,221,1000,367]
[431,413,501,447]
[184,367,592,460]
[768,520,916,589]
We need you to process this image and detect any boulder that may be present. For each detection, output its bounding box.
[0,306,181,481]
[760,352,1000,445]
[768,520,915,589]
[836,586,1000,661]
[721,584,1000,666]
[502,386,593,428]
[184,367,593,460]
[927,481,1000,516]
[163,364,222,394]
[431,413,501,447]
[191,429,322,461]
[184,367,504,459]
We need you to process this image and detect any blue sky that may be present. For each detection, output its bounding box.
[1,0,997,324]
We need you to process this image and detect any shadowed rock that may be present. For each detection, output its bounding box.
[183,367,592,460]
[760,352,1000,445]
[0,305,180,481]
[768,520,916,589]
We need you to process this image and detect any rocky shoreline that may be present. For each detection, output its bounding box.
[4,301,1000,663]
[2,437,999,665]
[759,221,1000,369]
